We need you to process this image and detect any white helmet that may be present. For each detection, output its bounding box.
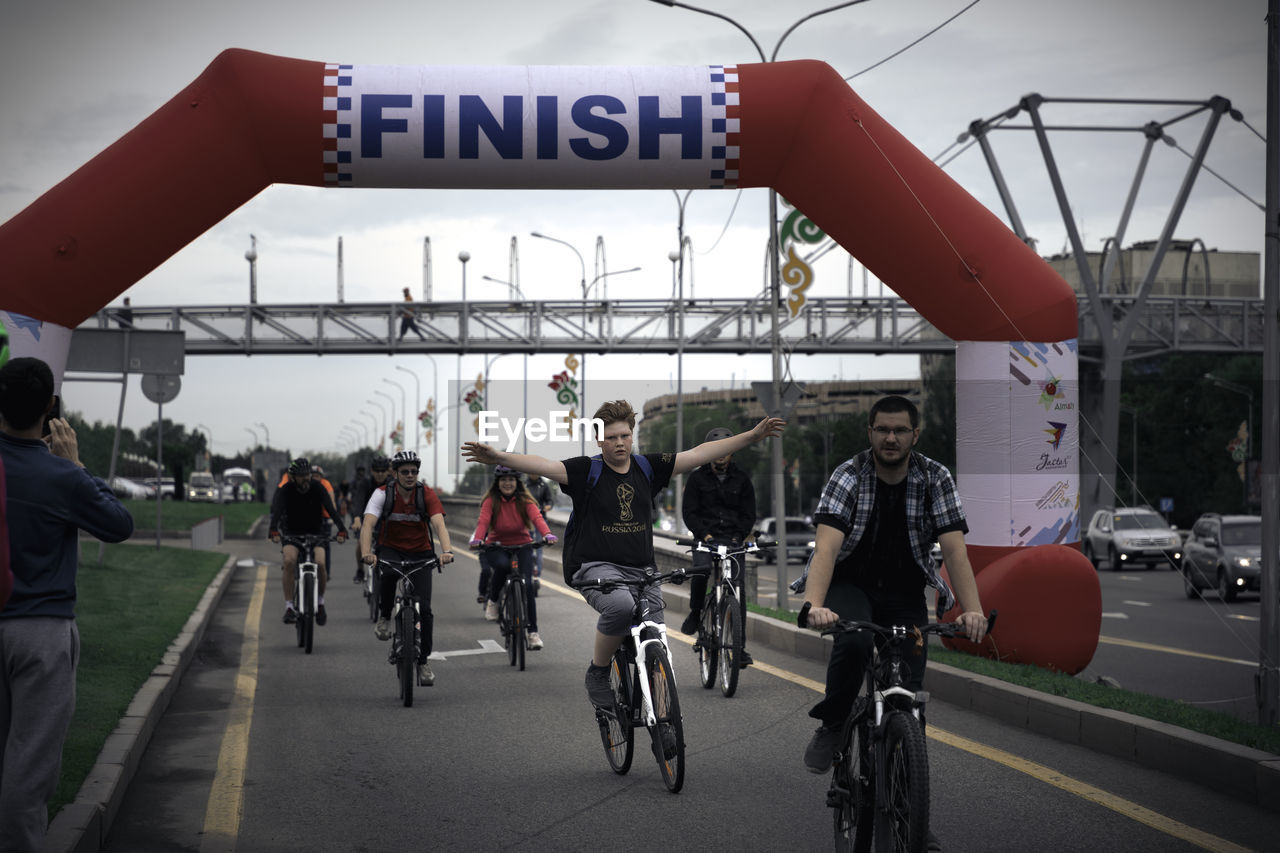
[392,450,420,468]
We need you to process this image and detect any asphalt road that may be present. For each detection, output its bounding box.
[101,537,1280,853]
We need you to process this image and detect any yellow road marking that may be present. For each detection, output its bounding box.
[200,562,267,853]
[1099,635,1255,667]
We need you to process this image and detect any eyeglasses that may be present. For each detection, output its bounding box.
[871,426,915,438]
[397,468,420,475]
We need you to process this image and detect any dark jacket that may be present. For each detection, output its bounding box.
[0,432,134,619]
[682,461,755,543]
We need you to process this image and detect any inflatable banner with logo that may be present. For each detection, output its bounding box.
[0,49,1096,670]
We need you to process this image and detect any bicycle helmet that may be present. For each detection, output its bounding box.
[288,457,311,476]
[392,450,420,468]
[494,464,521,481]
[704,426,734,443]
[370,455,391,470]
[311,464,325,476]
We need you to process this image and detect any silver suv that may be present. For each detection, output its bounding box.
[1082,507,1181,571]
[1181,513,1261,601]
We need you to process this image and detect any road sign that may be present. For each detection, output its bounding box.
[141,373,181,404]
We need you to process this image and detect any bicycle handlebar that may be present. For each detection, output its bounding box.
[476,541,546,552]
[675,538,759,557]
[377,555,443,574]
[800,608,998,637]
[570,566,709,592]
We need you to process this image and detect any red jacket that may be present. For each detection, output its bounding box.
[472,493,550,546]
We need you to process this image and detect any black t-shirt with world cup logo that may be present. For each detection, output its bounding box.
[560,453,675,583]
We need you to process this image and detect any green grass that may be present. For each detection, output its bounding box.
[50,544,227,819]
[746,602,1280,756]
[119,499,266,535]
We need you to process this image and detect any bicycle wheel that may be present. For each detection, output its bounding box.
[500,585,516,667]
[875,712,929,853]
[367,566,379,623]
[598,649,634,774]
[833,715,874,853]
[717,593,742,697]
[697,591,718,689]
[511,582,526,671]
[301,575,315,655]
[647,646,685,793]
[399,605,416,707]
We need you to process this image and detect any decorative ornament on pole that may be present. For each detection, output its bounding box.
[778,199,824,318]
[549,354,581,427]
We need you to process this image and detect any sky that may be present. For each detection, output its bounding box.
[0,0,1269,484]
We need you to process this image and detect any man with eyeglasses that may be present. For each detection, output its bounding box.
[359,450,453,687]
[797,395,987,849]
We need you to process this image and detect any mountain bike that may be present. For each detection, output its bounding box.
[800,609,997,853]
[364,557,380,623]
[284,533,334,655]
[481,541,545,671]
[677,538,757,697]
[377,555,441,707]
[572,566,705,793]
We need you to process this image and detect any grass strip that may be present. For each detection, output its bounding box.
[746,602,1280,756]
[118,499,266,535]
[50,543,226,819]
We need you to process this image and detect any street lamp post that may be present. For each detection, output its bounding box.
[531,231,589,452]
[456,251,470,491]
[374,389,398,450]
[1207,373,1254,510]
[420,354,440,487]
[196,423,214,469]
[395,364,420,459]
[366,399,387,453]
[255,422,270,450]
[383,378,407,451]
[359,410,379,452]
[243,426,260,450]
[650,0,868,609]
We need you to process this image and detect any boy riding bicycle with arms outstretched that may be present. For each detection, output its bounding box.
[463,399,783,710]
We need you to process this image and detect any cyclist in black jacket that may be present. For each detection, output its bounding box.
[270,457,348,625]
[349,456,390,582]
[679,427,757,664]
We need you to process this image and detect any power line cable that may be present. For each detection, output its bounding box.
[845,0,983,82]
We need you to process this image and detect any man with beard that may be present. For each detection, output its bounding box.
[270,457,347,626]
[797,396,988,841]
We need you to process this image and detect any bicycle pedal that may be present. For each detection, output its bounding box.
[826,785,849,808]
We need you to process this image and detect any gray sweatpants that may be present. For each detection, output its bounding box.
[573,561,665,636]
[0,617,79,853]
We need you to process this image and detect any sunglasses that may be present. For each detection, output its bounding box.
[397,468,420,475]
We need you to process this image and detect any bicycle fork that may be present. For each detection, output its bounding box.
[297,562,318,615]
[390,585,421,663]
[630,621,672,728]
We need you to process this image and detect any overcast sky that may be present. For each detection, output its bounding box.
[1,0,1267,483]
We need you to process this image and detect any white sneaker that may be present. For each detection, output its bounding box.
[527,632,544,650]
[417,661,435,686]
[484,600,499,621]
[374,618,392,641]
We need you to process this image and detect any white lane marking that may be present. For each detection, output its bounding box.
[1101,612,1130,619]
[429,638,505,659]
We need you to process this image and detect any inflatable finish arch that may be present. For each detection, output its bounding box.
[0,49,1097,671]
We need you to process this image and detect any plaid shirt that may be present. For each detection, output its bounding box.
[812,449,968,616]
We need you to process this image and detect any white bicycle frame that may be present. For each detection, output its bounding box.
[629,618,673,729]
[295,551,319,617]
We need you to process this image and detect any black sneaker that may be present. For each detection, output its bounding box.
[585,663,614,708]
[926,829,942,852]
[680,610,701,635]
[283,607,297,624]
[739,649,754,668]
[804,724,841,774]
[316,605,327,626]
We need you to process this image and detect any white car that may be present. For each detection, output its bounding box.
[110,476,154,500]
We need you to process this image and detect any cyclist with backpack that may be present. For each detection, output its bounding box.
[468,466,558,649]
[349,456,390,583]
[462,400,783,709]
[359,450,454,687]
[269,457,349,626]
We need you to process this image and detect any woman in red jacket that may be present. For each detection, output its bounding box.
[470,466,556,649]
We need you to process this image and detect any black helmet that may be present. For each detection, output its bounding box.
[494,465,522,481]
[704,427,733,443]
[288,457,311,476]
[370,455,391,470]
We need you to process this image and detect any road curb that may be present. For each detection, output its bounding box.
[44,554,240,853]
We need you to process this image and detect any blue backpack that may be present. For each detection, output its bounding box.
[562,454,655,578]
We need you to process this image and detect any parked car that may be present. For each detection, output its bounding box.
[143,477,176,500]
[187,471,220,502]
[1181,513,1261,601]
[753,516,816,564]
[110,476,154,500]
[1082,506,1181,570]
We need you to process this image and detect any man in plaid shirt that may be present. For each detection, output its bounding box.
[798,397,988,799]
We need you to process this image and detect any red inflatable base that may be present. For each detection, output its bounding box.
[940,544,1100,675]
